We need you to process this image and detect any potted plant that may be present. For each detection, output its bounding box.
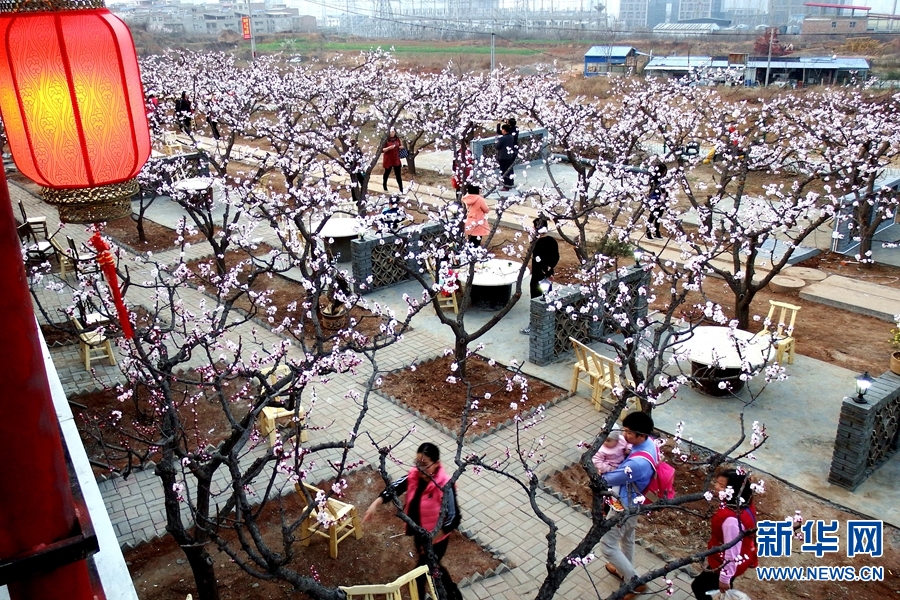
[318,274,351,332]
[890,317,900,375]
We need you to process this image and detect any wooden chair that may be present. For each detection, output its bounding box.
[161,132,186,156]
[72,317,116,371]
[752,300,801,364]
[296,481,362,559]
[67,236,100,277]
[340,565,437,600]
[49,235,74,278]
[257,365,309,447]
[258,406,308,446]
[18,200,48,237]
[424,257,462,314]
[18,223,55,264]
[569,337,623,411]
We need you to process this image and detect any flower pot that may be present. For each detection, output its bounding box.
[319,304,349,331]
[891,351,900,376]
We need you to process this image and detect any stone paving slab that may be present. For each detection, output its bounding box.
[801,273,900,322]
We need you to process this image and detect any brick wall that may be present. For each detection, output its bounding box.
[528,265,649,365]
[801,17,868,35]
[352,221,447,295]
[828,370,900,490]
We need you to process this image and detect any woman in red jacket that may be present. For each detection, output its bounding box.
[382,127,404,193]
[691,469,759,599]
[364,442,461,600]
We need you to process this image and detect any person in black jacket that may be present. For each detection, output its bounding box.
[496,116,519,143]
[522,216,560,334]
[496,123,517,190]
[646,161,667,239]
[174,92,193,135]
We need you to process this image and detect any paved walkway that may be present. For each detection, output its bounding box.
[14,177,698,599]
[13,144,900,599]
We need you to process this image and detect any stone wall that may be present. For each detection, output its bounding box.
[828,370,900,490]
[351,221,447,295]
[528,265,649,365]
[470,128,549,165]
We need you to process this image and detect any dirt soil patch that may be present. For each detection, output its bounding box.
[545,456,900,600]
[126,467,500,600]
[379,354,566,437]
[70,373,250,478]
[41,322,78,347]
[104,214,207,253]
[184,244,392,346]
[799,250,900,290]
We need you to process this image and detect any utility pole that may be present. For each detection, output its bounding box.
[247,0,256,60]
[491,32,495,72]
[764,27,774,86]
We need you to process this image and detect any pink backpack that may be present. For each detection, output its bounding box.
[630,443,676,502]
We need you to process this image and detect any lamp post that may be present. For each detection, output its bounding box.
[852,371,873,404]
[0,0,149,598]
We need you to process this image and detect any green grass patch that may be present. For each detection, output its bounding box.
[255,41,539,56]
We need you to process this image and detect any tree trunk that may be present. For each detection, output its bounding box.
[454,338,468,379]
[182,544,220,600]
[406,154,417,176]
[857,234,874,267]
[135,214,146,243]
[734,289,753,331]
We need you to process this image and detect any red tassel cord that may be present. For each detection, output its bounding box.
[88,230,134,339]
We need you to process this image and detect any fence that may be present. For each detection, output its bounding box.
[470,128,550,165]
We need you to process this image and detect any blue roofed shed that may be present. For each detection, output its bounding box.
[584,46,638,76]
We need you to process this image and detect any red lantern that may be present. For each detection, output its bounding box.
[0,1,150,223]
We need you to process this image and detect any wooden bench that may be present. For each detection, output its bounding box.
[340,565,436,600]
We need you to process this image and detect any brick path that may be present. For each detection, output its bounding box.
[13,178,699,599]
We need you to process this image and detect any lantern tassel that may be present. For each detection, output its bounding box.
[88,229,133,340]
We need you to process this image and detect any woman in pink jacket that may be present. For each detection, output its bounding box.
[382,127,403,193]
[463,184,490,246]
[364,443,462,600]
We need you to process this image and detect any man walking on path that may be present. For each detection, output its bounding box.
[600,411,657,600]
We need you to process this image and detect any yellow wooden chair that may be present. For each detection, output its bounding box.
[297,481,362,559]
[569,337,623,411]
[340,565,437,600]
[753,300,801,364]
[258,406,307,447]
[49,235,74,278]
[72,317,116,371]
[257,364,309,445]
[162,139,185,156]
[424,257,462,314]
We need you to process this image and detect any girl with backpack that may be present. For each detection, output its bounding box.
[691,469,759,599]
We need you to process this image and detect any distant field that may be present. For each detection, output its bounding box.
[255,40,541,55]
